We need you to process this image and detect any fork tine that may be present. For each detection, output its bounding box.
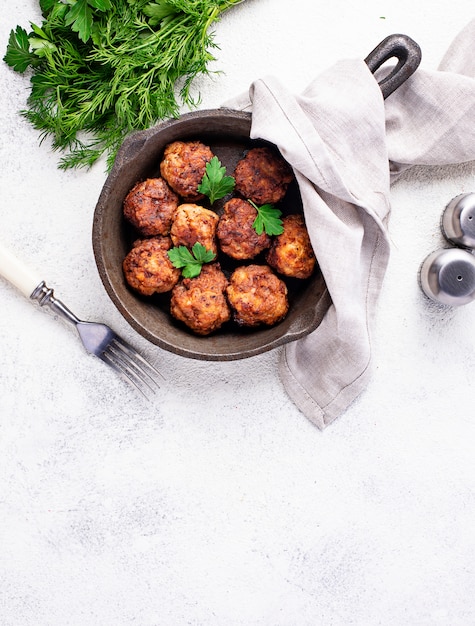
[111,336,164,383]
[100,350,151,397]
[101,337,162,398]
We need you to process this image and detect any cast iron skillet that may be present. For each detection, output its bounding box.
[92,34,421,361]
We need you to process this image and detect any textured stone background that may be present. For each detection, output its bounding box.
[1,1,475,624]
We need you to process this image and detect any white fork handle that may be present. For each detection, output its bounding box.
[0,243,43,298]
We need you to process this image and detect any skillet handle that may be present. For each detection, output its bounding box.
[365,33,421,99]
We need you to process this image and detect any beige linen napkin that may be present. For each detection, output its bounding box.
[224,19,475,428]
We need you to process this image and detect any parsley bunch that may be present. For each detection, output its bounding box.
[3,0,243,170]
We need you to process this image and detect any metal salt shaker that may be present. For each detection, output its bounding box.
[420,193,475,306]
[441,192,475,249]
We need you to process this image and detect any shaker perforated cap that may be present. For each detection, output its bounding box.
[420,248,475,306]
[442,192,475,249]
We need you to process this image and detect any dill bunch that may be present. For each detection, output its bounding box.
[4,0,243,170]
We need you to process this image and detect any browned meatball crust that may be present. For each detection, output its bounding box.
[170,203,219,256]
[234,147,294,205]
[123,237,180,296]
[216,197,271,260]
[170,263,231,335]
[226,264,289,327]
[160,140,214,201]
[266,214,316,279]
[123,177,179,236]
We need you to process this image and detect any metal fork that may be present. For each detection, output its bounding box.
[0,243,162,398]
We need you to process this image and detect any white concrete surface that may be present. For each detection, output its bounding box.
[1,1,475,624]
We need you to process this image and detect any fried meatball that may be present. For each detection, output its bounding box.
[226,264,289,327]
[170,203,219,256]
[123,237,180,296]
[123,177,179,236]
[160,140,214,201]
[170,263,231,335]
[234,146,294,205]
[266,214,316,279]
[216,197,271,260]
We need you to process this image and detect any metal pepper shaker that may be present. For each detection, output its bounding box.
[420,247,475,306]
[441,192,475,249]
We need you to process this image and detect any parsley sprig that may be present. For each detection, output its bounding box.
[197,156,235,204]
[3,0,243,170]
[249,200,284,236]
[65,0,113,43]
[168,242,216,278]
[195,156,284,236]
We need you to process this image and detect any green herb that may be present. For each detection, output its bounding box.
[64,0,113,43]
[197,156,235,204]
[249,200,284,236]
[3,0,244,170]
[168,242,216,278]
[5,26,46,72]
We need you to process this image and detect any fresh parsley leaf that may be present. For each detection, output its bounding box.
[168,242,216,278]
[191,242,216,265]
[64,0,112,44]
[40,0,69,21]
[197,156,235,205]
[168,246,195,270]
[29,36,58,59]
[30,23,49,40]
[64,0,94,43]
[39,0,57,13]
[89,0,112,10]
[3,26,38,72]
[143,1,180,27]
[249,200,284,236]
